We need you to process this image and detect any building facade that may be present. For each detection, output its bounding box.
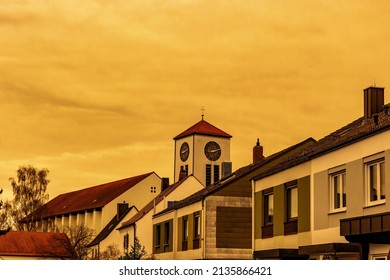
[253,86,390,260]
[20,172,162,258]
[154,138,315,259]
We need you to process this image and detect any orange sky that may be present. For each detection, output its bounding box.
[1,0,390,201]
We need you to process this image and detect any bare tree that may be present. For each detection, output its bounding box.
[0,200,13,231]
[0,188,12,232]
[60,225,95,260]
[100,243,121,260]
[6,165,50,230]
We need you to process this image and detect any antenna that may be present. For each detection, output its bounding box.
[372,78,376,87]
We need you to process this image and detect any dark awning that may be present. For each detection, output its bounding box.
[299,243,360,255]
[340,212,390,244]
[253,248,307,260]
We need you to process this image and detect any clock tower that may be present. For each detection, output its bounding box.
[173,118,232,186]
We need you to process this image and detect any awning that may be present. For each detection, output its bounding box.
[340,212,390,244]
[253,248,307,260]
[299,243,360,256]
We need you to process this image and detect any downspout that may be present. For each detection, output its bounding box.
[251,179,255,259]
[174,140,177,182]
[173,209,178,260]
[132,223,137,259]
[202,198,206,259]
[192,134,195,176]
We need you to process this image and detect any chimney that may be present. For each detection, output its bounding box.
[117,202,129,219]
[161,177,170,191]
[364,86,384,119]
[253,138,265,164]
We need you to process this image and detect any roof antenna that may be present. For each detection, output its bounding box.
[201,106,205,120]
[372,78,376,87]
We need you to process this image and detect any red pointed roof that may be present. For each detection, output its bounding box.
[174,119,232,140]
[20,172,156,221]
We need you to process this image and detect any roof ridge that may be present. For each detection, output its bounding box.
[174,119,232,139]
[55,172,155,197]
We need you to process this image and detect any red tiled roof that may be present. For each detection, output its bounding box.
[174,119,232,139]
[0,231,74,258]
[21,172,156,221]
[253,105,390,181]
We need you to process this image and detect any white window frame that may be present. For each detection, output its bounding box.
[365,158,385,206]
[329,171,346,212]
[263,192,274,225]
[286,186,298,220]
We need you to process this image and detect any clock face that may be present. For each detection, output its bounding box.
[204,141,221,161]
[180,142,190,162]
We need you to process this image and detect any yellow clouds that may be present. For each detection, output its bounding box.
[2,0,390,198]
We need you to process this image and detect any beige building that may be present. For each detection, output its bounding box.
[153,137,315,259]
[115,175,204,258]
[20,172,162,258]
[252,86,390,260]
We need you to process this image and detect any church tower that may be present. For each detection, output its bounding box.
[173,117,232,186]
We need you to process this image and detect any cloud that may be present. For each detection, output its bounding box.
[0,81,131,115]
[1,0,390,200]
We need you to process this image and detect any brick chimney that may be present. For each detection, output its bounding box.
[161,177,170,191]
[117,202,129,219]
[253,138,265,164]
[364,86,384,119]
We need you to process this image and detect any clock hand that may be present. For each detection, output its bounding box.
[210,149,221,153]
[181,149,189,154]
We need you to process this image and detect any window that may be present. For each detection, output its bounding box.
[206,164,212,186]
[263,191,274,225]
[155,225,161,249]
[330,171,346,212]
[214,165,220,183]
[194,213,200,239]
[284,181,298,235]
[164,222,170,246]
[193,212,200,249]
[366,159,385,205]
[286,186,298,220]
[262,188,274,239]
[183,217,188,241]
[154,220,173,254]
[151,186,157,193]
[123,233,129,250]
[182,216,188,251]
[180,165,188,176]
